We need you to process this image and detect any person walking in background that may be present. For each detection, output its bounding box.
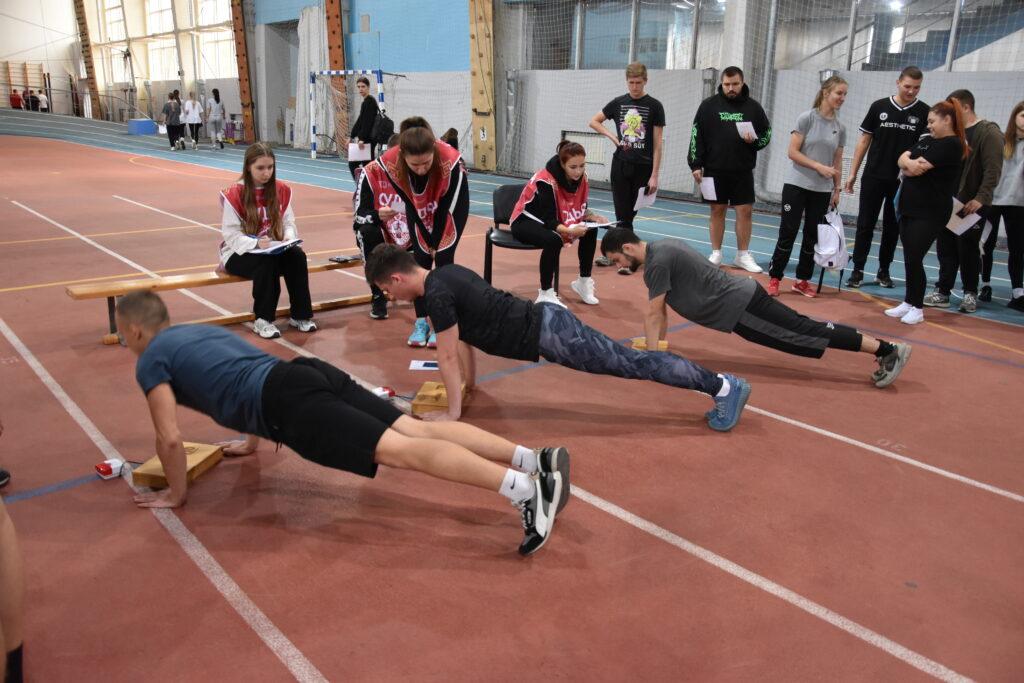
[886,98,969,325]
[206,88,226,149]
[183,91,203,150]
[160,93,182,150]
[982,100,1024,311]
[687,66,772,273]
[924,89,1003,313]
[843,66,930,288]
[766,75,847,298]
[589,62,665,274]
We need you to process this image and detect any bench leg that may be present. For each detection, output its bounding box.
[107,296,117,334]
[816,268,825,294]
[483,228,494,283]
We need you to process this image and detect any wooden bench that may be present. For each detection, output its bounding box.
[66,258,371,344]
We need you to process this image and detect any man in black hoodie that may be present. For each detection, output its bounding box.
[688,67,771,274]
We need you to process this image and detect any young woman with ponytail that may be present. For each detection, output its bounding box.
[357,116,469,346]
[510,140,607,306]
[887,98,970,324]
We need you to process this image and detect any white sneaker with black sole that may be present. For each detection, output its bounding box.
[288,318,318,333]
[517,470,562,556]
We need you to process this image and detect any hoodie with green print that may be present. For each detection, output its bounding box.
[688,83,772,173]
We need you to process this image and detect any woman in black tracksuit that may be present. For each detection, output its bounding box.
[885,98,968,325]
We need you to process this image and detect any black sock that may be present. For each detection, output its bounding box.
[6,644,23,683]
[874,340,895,358]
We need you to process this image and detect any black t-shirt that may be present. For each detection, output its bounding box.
[602,94,666,166]
[898,135,964,222]
[423,264,542,361]
[860,96,931,181]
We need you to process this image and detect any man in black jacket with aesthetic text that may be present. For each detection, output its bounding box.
[687,66,771,274]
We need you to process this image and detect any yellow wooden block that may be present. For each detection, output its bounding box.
[411,382,470,416]
[631,338,669,351]
[131,442,224,489]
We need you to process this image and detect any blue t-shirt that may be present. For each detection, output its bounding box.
[135,325,280,437]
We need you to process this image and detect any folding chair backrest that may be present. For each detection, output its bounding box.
[492,184,526,228]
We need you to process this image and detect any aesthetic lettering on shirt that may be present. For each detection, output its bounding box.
[718,112,744,122]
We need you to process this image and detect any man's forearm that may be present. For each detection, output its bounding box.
[155,437,188,501]
[437,353,464,416]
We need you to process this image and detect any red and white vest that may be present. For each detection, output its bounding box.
[220,180,292,237]
[364,140,463,253]
[510,167,589,228]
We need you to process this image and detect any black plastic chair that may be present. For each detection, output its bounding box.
[483,183,559,290]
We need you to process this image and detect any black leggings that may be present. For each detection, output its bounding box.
[610,156,653,230]
[224,247,313,322]
[355,222,388,300]
[187,123,201,144]
[510,217,595,290]
[166,124,182,147]
[852,174,901,274]
[768,183,831,281]
[899,215,940,308]
[983,205,1024,290]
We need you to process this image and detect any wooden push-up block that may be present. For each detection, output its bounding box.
[411,382,470,416]
[631,338,669,351]
[131,442,224,489]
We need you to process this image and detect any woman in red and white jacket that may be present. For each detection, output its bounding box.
[220,142,316,339]
[510,140,606,306]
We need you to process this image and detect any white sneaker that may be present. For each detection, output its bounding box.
[253,318,281,339]
[708,250,723,266]
[535,288,566,308]
[570,277,599,305]
[884,302,913,318]
[288,318,318,333]
[733,251,763,273]
[900,307,924,325]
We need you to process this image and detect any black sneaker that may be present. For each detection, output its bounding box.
[846,270,863,288]
[874,342,912,388]
[370,295,388,320]
[0,468,10,488]
[518,471,562,556]
[876,272,894,288]
[1008,296,1024,312]
[536,447,571,513]
[979,285,992,302]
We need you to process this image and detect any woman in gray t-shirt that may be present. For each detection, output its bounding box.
[160,94,182,150]
[767,76,848,297]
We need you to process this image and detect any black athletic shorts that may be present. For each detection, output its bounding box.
[732,287,831,358]
[261,357,403,477]
[704,169,755,206]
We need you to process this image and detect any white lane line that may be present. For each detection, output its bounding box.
[112,194,221,233]
[0,317,328,683]
[573,485,971,682]
[11,200,231,316]
[746,405,1024,504]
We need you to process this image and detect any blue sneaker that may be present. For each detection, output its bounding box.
[427,330,437,349]
[407,318,430,347]
[707,375,751,432]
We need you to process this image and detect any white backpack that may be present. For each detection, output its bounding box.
[814,208,849,271]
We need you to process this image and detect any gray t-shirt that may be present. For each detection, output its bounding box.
[992,139,1024,207]
[643,239,758,333]
[162,101,180,126]
[785,109,846,193]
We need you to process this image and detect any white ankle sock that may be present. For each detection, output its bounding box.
[716,374,731,397]
[1014,288,1024,299]
[499,469,534,503]
[512,445,538,473]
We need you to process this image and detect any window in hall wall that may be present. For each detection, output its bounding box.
[102,0,126,42]
[148,37,180,80]
[198,0,231,25]
[199,30,238,79]
[147,0,174,34]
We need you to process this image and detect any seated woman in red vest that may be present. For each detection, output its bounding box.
[359,117,469,347]
[219,142,316,339]
[510,141,605,307]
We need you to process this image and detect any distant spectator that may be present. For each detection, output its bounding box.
[37,90,48,113]
[441,127,459,151]
[8,90,22,109]
[27,90,39,112]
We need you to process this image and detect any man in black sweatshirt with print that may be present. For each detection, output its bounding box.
[688,66,771,274]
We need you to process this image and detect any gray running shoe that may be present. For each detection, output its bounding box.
[874,342,912,388]
[959,292,977,313]
[922,289,950,308]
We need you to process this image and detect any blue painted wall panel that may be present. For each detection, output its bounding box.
[255,0,313,25]
[345,0,469,71]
